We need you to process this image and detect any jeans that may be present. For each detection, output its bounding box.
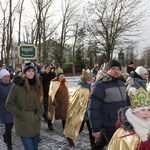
[20,133,40,150]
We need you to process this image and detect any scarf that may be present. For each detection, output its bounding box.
[78,80,91,89]
[126,108,150,141]
[134,78,147,89]
[28,76,36,85]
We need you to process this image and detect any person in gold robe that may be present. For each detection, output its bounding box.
[63,69,95,148]
[47,68,69,130]
[107,87,150,150]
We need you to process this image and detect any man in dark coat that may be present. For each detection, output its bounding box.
[89,59,129,150]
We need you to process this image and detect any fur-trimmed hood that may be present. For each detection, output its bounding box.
[12,75,24,86]
[96,69,118,82]
[118,107,134,131]
[12,75,41,86]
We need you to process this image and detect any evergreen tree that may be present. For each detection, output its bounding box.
[75,48,85,72]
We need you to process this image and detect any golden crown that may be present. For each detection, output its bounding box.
[129,87,150,108]
[82,69,93,79]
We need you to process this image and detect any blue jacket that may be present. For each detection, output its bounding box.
[0,81,13,124]
[89,69,128,132]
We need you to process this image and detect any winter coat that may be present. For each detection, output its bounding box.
[0,81,13,124]
[126,72,147,91]
[107,107,150,150]
[92,68,98,78]
[48,77,69,120]
[127,66,135,74]
[40,72,56,99]
[5,76,44,137]
[89,69,128,133]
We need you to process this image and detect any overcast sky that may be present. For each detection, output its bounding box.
[22,0,150,50]
[137,0,150,49]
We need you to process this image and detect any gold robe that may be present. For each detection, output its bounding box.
[48,81,60,103]
[63,85,90,141]
[47,79,68,121]
[107,127,140,150]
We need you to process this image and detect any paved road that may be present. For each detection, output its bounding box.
[0,119,91,150]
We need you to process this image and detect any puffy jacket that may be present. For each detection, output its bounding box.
[89,69,128,132]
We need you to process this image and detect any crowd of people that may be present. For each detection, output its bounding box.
[0,60,150,150]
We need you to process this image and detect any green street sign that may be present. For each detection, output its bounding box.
[18,44,37,59]
[118,52,124,66]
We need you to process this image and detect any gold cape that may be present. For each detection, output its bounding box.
[47,81,60,120]
[47,80,68,120]
[63,85,90,141]
[107,127,140,150]
[48,81,60,103]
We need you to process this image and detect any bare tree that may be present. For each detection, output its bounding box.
[30,0,53,62]
[18,0,25,46]
[22,19,37,44]
[141,47,150,67]
[70,16,85,64]
[0,2,8,66]
[124,44,137,65]
[21,0,60,64]
[85,0,145,61]
[54,0,81,65]
[0,0,19,66]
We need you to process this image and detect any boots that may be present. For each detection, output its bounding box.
[3,133,12,149]
[48,125,54,131]
[3,133,7,143]
[67,137,75,147]
[7,144,12,150]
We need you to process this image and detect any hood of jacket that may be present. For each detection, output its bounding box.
[118,107,134,131]
[13,75,39,86]
[96,69,119,82]
[13,75,24,86]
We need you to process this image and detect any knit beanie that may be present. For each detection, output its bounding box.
[105,59,121,71]
[129,61,134,65]
[135,66,148,76]
[56,68,64,77]
[0,69,10,79]
[23,61,35,73]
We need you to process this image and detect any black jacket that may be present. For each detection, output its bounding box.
[40,72,56,98]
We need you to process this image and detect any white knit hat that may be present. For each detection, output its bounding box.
[135,66,148,75]
[0,69,10,79]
